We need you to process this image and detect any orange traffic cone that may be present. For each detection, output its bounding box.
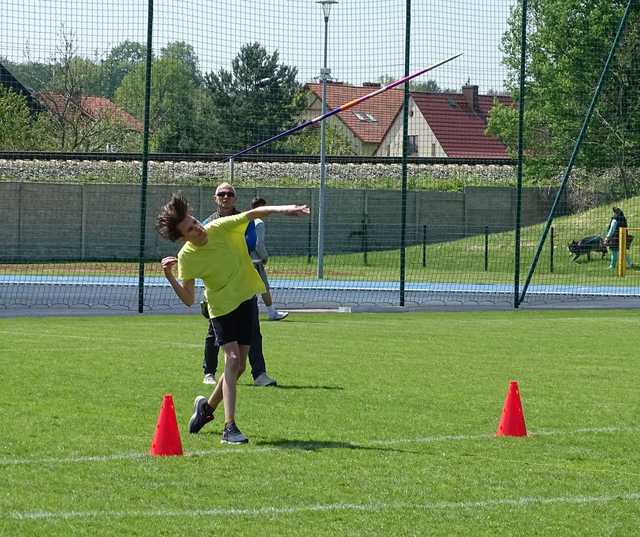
[496,381,527,437]
[150,394,183,456]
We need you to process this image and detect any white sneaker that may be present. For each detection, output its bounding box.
[203,373,216,385]
[268,311,289,321]
[253,372,277,387]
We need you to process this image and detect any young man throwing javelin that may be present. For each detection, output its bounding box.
[156,192,309,444]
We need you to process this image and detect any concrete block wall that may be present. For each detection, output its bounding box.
[0,183,560,261]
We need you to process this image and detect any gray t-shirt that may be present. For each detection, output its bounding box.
[251,218,268,263]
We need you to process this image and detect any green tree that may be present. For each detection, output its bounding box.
[378,74,442,92]
[34,32,142,152]
[0,86,33,150]
[488,0,640,192]
[160,41,202,85]
[0,86,65,151]
[115,41,203,152]
[204,42,306,152]
[46,32,103,97]
[411,79,442,93]
[0,58,53,91]
[276,123,355,156]
[101,41,146,98]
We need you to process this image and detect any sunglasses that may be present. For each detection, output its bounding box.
[216,191,235,198]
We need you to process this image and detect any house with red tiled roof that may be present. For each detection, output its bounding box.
[38,92,144,133]
[304,82,511,158]
[305,82,404,156]
[379,85,512,158]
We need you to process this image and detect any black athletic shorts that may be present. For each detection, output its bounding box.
[211,296,258,346]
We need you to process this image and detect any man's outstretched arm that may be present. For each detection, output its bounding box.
[161,256,196,306]
[245,205,310,221]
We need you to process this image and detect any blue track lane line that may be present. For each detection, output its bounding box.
[1,275,639,296]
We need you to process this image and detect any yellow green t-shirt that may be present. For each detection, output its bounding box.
[177,212,266,318]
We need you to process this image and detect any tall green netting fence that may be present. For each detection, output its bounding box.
[516,0,640,307]
[1,0,639,313]
[1,0,149,311]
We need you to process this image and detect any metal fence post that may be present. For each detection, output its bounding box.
[513,0,528,308]
[17,182,22,259]
[422,224,427,267]
[363,190,368,266]
[550,226,554,273]
[399,0,411,306]
[137,0,154,314]
[81,184,87,260]
[307,218,312,264]
[484,225,489,272]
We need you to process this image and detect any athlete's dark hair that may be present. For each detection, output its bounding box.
[156,192,190,242]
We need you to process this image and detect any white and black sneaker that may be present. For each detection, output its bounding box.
[221,421,249,444]
[188,396,214,434]
[253,372,277,387]
[202,373,216,385]
[268,311,289,321]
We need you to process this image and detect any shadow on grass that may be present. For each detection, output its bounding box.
[256,438,410,453]
[243,383,343,390]
[271,384,344,391]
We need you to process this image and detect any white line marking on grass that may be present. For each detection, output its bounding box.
[5,492,640,521]
[533,426,629,436]
[367,426,640,446]
[1,426,637,467]
[367,433,492,445]
[0,330,202,348]
[0,446,281,466]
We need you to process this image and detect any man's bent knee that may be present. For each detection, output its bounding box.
[224,351,244,375]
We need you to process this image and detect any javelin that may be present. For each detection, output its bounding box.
[224,52,463,161]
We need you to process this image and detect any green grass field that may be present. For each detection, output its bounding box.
[1,310,639,536]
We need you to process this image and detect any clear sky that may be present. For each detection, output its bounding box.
[2,0,515,93]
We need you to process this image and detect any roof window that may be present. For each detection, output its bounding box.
[353,111,377,122]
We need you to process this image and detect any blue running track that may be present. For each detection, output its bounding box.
[1,274,639,313]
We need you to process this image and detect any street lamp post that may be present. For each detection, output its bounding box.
[316,0,337,279]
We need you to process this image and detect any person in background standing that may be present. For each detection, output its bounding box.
[605,206,633,270]
[250,197,289,321]
[200,183,278,387]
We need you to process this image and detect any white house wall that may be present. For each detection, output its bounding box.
[376,99,446,157]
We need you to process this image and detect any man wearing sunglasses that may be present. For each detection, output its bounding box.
[199,182,278,388]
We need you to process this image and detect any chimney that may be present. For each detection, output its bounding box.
[462,84,479,112]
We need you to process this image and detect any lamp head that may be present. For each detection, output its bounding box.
[316,0,338,19]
